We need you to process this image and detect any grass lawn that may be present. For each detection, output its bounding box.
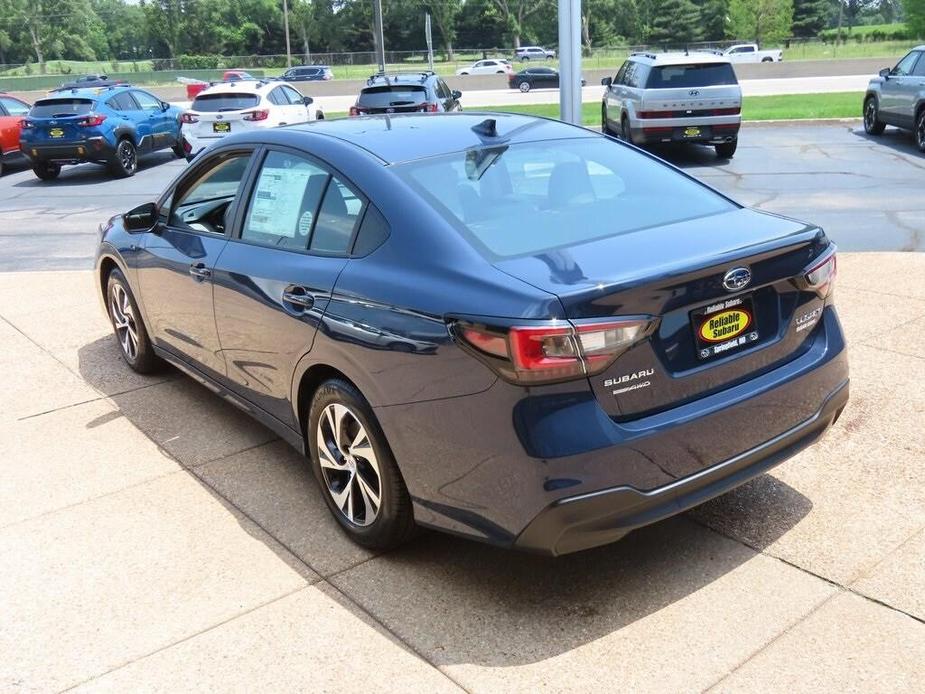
[442,91,863,125]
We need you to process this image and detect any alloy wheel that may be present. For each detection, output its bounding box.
[109,282,139,361]
[864,100,876,132]
[316,403,382,526]
[118,141,137,173]
[917,113,925,151]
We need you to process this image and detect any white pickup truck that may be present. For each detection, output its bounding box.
[718,44,782,63]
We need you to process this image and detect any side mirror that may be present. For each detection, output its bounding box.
[124,202,158,232]
[452,90,462,99]
[303,96,314,105]
[601,76,612,86]
[161,101,170,112]
[879,67,891,79]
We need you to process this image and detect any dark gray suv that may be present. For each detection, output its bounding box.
[863,46,925,151]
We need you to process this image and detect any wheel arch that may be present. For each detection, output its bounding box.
[292,357,378,444]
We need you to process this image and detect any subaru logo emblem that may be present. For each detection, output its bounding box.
[689,89,700,96]
[723,267,752,292]
[216,114,223,120]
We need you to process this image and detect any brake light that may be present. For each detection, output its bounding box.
[180,112,199,124]
[420,102,439,113]
[638,111,669,119]
[804,250,837,298]
[20,119,33,129]
[78,113,106,127]
[242,109,270,121]
[349,105,363,117]
[455,317,655,384]
[713,107,741,116]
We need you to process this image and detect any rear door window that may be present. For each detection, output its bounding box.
[192,93,260,112]
[0,96,29,116]
[358,85,427,109]
[311,177,364,254]
[30,99,95,118]
[106,92,138,111]
[646,63,738,88]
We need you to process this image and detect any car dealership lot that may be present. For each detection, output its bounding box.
[1,122,923,691]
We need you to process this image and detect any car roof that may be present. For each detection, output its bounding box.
[40,85,135,101]
[629,51,731,66]
[292,65,329,69]
[196,79,278,96]
[364,72,438,87]
[284,112,596,165]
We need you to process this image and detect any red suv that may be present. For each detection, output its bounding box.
[0,93,30,176]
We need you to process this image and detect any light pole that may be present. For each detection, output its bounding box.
[373,0,386,73]
[283,0,293,68]
[557,0,582,125]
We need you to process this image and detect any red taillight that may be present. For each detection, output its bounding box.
[642,126,674,134]
[349,106,362,117]
[420,102,438,113]
[78,113,106,127]
[455,317,655,384]
[180,112,199,124]
[713,107,741,116]
[242,108,270,122]
[804,250,837,298]
[638,111,669,119]
[20,119,33,129]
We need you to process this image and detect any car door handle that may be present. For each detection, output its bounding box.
[282,287,314,309]
[189,263,211,281]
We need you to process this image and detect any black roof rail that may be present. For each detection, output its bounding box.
[629,51,658,60]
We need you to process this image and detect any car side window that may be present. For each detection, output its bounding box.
[614,61,628,85]
[268,88,285,106]
[893,51,921,76]
[132,90,162,111]
[914,53,925,77]
[283,86,304,105]
[241,150,330,250]
[169,153,252,234]
[311,176,364,254]
[0,96,29,116]
[110,93,139,111]
[624,62,639,88]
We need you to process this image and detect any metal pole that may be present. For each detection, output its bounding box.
[282,0,292,68]
[425,13,434,71]
[373,0,386,73]
[558,0,582,124]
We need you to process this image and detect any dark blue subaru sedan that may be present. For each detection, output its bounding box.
[95,113,848,556]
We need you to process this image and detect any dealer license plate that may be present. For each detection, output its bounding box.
[691,294,759,360]
[212,121,231,133]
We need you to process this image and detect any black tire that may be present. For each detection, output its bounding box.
[460,71,469,75]
[864,96,886,136]
[601,104,614,136]
[307,378,416,550]
[915,108,925,153]
[316,111,325,120]
[715,140,738,159]
[32,161,61,181]
[761,57,773,63]
[620,115,635,145]
[110,138,138,178]
[519,81,531,93]
[105,268,161,374]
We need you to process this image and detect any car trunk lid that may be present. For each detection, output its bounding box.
[494,207,830,419]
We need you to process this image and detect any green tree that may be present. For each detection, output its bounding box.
[700,0,731,40]
[422,0,460,60]
[792,0,832,36]
[903,0,925,36]
[646,0,704,44]
[728,0,794,44]
[488,0,553,48]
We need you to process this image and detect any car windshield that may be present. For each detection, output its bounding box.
[30,98,95,117]
[394,138,737,259]
[192,93,260,112]
[646,63,737,88]
[358,85,427,108]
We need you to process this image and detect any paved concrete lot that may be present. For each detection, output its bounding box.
[0,255,923,692]
[0,121,921,274]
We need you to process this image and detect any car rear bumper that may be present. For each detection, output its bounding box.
[375,306,848,553]
[631,120,741,145]
[20,137,114,163]
[515,378,847,555]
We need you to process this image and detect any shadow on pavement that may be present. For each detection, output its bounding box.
[76,333,813,666]
[12,152,178,188]
[850,126,924,158]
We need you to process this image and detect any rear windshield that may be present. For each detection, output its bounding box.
[394,138,736,259]
[192,93,260,112]
[358,85,427,108]
[646,63,737,89]
[30,99,95,118]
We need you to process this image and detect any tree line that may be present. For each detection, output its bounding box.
[0,0,921,67]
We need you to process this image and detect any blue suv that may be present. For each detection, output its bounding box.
[20,86,184,180]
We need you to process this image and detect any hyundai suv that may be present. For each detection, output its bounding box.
[863,45,925,152]
[349,72,461,116]
[601,52,742,158]
[20,86,184,180]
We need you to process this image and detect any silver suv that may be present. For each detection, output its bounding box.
[515,46,555,62]
[863,46,925,152]
[601,52,742,158]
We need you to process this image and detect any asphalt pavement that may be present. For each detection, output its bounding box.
[0,121,921,274]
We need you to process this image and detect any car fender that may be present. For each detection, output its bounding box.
[110,122,137,147]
